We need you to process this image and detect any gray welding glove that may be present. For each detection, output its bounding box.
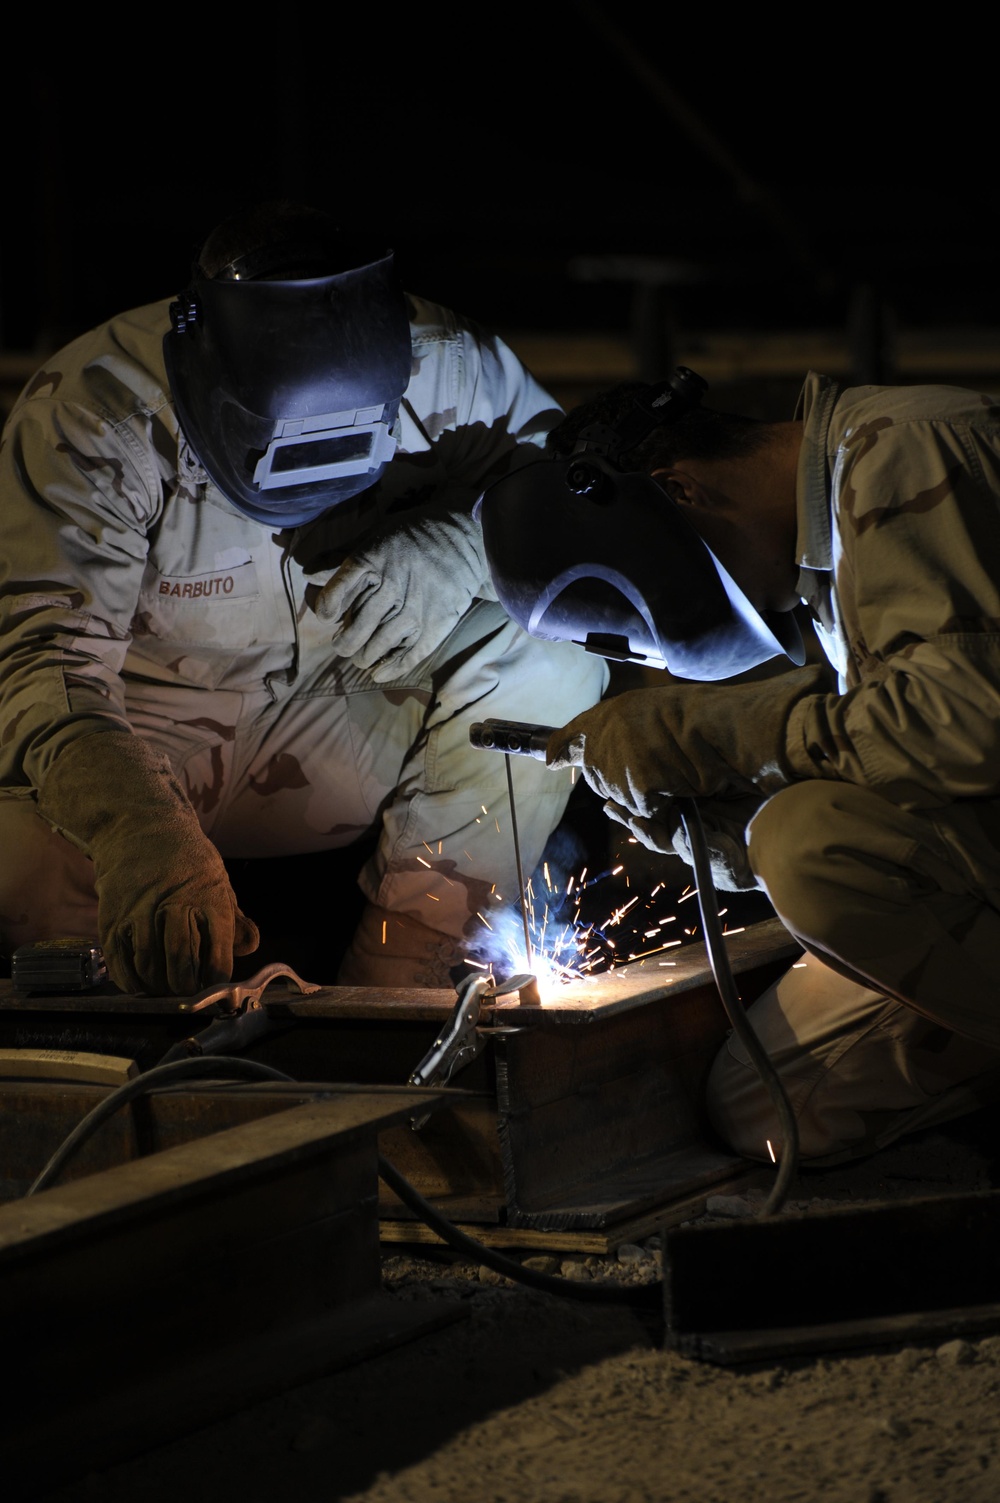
[547,667,826,817]
[312,508,493,681]
[38,730,259,996]
[604,792,763,891]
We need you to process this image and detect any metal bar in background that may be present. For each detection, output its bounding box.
[664,1187,1000,1364]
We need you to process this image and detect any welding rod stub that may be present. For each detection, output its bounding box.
[469,719,554,759]
[516,975,542,1006]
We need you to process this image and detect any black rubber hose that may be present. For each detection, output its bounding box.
[676,796,799,1216]
[24,1058,661,1306]
[377,1153,659,1307]
[26,1055,296,1196]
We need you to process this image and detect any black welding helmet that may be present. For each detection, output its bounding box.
[163,234,412,527]
[476,369,804,680]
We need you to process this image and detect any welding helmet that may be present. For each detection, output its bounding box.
[163,227,412,527]
[477,369,804,681]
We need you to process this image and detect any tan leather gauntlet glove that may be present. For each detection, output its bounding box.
[547,666,827,816]
[603,792,764,891]
[38,731,259,995]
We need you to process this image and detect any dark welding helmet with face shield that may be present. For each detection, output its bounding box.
[476,369,804,681]
[163,239,412,527]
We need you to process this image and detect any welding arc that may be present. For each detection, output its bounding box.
[675,797,799,1216]
[377,1153,659,1307]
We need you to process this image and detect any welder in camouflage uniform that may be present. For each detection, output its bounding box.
[0,202,607,995]
[495,370,1000,1163]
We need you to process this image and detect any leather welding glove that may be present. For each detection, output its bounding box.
[547,666,827,817]
[312,508,492,681]
[37,731,259,996]
[604,792,764,891]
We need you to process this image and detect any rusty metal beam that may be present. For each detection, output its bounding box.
[1,1089,462,1497]
[0,918,800,1234]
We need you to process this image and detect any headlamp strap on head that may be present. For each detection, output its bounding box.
[213,236,344,283]
[575,365,709,469]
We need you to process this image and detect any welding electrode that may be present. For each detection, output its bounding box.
[469,720,543,965]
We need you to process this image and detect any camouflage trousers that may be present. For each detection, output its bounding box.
[707,779,1000,1164]
[0,600,607,966]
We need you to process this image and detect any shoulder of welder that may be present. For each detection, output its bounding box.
[825,381,1000,580]
[828,380,1000,450]
[4,300,175,435]
[401,292,555,443]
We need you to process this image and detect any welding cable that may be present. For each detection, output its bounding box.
[675,796,799,1216]
[24,1055,661,1306]
[377,1153,660,1307]
[25,1055,295,1196]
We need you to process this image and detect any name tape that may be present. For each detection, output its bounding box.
[150,562,258,603]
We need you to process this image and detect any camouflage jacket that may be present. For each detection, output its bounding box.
[787,370,1000,809]
[0,296,559,790]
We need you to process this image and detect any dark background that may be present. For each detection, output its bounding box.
[4,6,998,975]
[5,4,999,387]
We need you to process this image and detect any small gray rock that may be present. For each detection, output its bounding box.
[522,1254,560,1275]
[936,1338,974,1365]
[705,1195,753,1218]
[560,1259,592,1280]
[893,1347,923,1372]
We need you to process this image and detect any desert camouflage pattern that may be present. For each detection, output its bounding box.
[709,777,1000,1161]
[0,297,607,956]
[711,373,1000,1159]
[707,941,1000,1166]
[789,371,1000,810]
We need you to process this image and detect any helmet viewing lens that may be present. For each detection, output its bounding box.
[251,404,398,490]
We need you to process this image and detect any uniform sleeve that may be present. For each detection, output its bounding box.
[432,320,562,501]
[392,313,563,602]
[785,413,1000,808]
[456,323,563,453]
[0,396,158,788]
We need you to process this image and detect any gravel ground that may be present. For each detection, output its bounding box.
[34,1113,1000,1503]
